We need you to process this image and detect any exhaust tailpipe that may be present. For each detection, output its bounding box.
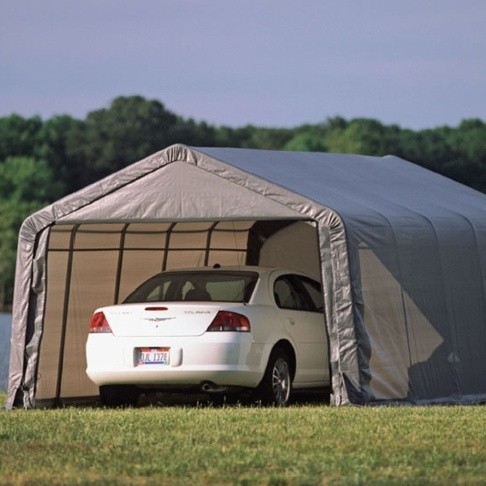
[201,381,228,393]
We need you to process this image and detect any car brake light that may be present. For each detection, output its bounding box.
[206,311,250,332]
[89,311,112,333]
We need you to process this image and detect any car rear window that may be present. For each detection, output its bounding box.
[124,271,259,304]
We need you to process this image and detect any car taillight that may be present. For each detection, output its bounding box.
[89,311,112,334]
[206,311,251,332]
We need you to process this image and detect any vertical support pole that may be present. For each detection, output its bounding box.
[113,223,130,304]
[54,223,80,407]
[204,222,218,266]
[162,222,177,271]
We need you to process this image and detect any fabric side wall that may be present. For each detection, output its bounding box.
[317,212,364,405]
[7,224,51,408]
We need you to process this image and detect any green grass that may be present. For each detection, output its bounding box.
[0,392,485,485]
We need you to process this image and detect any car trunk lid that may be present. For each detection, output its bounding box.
[101,303,222,337]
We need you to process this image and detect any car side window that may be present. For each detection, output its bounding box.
[274,274,324,313]
[297,276,324,312]
[274,276,306,310]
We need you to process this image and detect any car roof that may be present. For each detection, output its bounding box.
[157,265,318,281]
[158,265,270,274]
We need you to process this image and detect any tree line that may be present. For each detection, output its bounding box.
[1,95,485,308]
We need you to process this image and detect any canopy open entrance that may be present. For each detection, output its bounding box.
[37,218,321,405]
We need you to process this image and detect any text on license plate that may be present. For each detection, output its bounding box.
[138,347,170,365]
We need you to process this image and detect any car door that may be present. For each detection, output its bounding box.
[273,274,329,385]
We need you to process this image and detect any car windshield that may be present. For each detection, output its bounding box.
[124,271,259,304]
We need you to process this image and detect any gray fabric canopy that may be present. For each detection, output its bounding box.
[7,144,486,408]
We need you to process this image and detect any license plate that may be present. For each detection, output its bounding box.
[138,347,170,365]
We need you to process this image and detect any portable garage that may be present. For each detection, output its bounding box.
[7,144,486,408]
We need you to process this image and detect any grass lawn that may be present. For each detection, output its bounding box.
[0,392,485,485]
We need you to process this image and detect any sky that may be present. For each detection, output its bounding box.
[1,0,485,130]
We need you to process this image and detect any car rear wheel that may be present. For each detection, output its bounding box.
[257,348,292,406]
[99,385,140,407]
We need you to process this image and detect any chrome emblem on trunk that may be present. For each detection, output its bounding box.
[144,317,175,322]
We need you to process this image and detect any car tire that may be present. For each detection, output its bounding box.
[256,347,292,406]
[99,385,139,407]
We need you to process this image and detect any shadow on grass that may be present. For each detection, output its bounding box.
[133,387,331,408]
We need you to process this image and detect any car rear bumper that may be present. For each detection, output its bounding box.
[86,368,262,389]
[86,334,265,388]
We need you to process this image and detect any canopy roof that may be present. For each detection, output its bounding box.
[7,144,486,408]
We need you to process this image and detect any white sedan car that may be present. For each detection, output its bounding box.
[86,266,330,406]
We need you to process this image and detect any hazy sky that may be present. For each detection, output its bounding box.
[1,1,485,129]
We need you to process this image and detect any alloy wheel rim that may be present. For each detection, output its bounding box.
[271,357,290,405]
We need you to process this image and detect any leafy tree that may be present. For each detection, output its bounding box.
[214,125,256,147]
[445,119,486,192]
[324,118,392,155]
[241,126,294,150]
[396,121,486,193]
[0,199,42,309]
[326,116,348,131]
[284,132,328,152]
[35,115,88,195]
[0,114,43,161]
[0,157,63,309]
[72,96,181,182]
[0,157,64,202]
[166,118,217,147]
